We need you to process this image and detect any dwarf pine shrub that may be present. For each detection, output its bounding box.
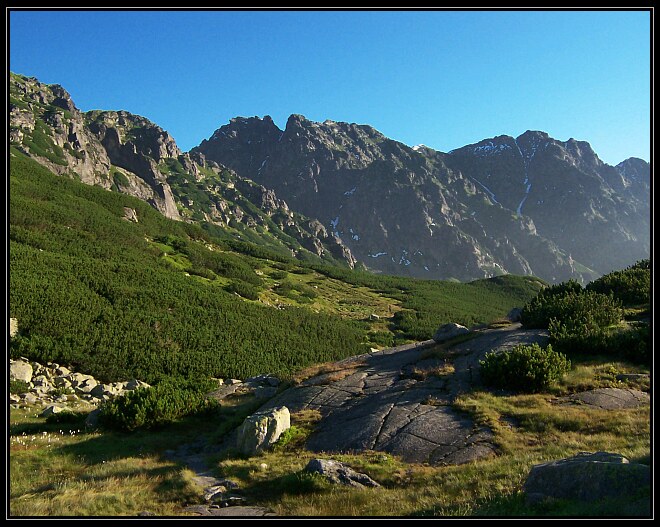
[99,378,219,432]
[480,343,571,392]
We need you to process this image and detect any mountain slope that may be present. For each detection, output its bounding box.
[9,149,544,383]
[195,115,645,282]
[9,73,356,268]
[11,72,648,283]
[446,132,650,275]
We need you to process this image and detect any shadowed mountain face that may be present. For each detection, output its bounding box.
[194,115,649,282]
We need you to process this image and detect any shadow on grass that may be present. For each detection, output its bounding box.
[50,410,231,465]
[411,490,651,518]
[241,471,331,503]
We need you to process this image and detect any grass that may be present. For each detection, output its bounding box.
[258,265,404,330]
[9,406,205,516]
[290,358,368,385]
[9,354,650,517]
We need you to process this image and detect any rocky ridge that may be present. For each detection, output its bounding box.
[9,73,356,267]
[195,115,649,282]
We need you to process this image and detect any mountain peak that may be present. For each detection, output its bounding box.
[516,130,549,141]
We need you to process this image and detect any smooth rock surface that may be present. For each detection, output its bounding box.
[523,451,651,504]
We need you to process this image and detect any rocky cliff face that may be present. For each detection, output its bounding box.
[195,115,645,282]
[9,73,180,220]
[446,133,650,275]
[9,74,356,267]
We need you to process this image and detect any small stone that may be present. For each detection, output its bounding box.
[304,458,380,488]
[259,463,268,471]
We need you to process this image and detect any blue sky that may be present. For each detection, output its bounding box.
[9,9,651,165]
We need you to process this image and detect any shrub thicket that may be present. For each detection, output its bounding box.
[480,343,571,392]
[549,318,649,364]
[9,151,542,384]
[225,280,261,300]
[521,287,622,330]
[99,378,219,432]
[586,260,650,305]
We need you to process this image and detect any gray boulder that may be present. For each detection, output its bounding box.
[90,383,120,398]
[21,392,38,404]
[236,406,290,455]
[55,366,71,376]
[255,386,278,399]
[32,375,54,393]
[523,451,650,504]
[85,408,102,428]
[507,307,523,322]
[53,377,73,389]
[40,405,66,418]
[432,323,469,343]
[10,359,33,383]
[304,459,380,488]
[75,379,98,394]
[123,379,150,391]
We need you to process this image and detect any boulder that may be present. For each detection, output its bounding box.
[123,207,139,223]
[68,372,94,387]
[236,406,290,455]
[255,386,278,399]
[32,375,53,392]
[85,408,102,428]
[90,383,119,398]
[10,359,33,383]
[557,388,649,410]
[75,379,98,394]
[55,366,71,376]
[266,376,280,387]
[304,459,380,488]
[53,377,73,389]
[10,317,19,338]
[432,323,469,343]
[523,451,650,504]
[21,392,38,404]
[40,405,66,418]
[124,379,150,391]
[507,307,523,322]
[9,394,21,404]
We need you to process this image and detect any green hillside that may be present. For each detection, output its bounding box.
[9,149,543,384]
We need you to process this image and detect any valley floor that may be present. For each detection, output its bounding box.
[9,324,650,517]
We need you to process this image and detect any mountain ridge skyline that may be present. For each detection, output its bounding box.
[9,71,650,284]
